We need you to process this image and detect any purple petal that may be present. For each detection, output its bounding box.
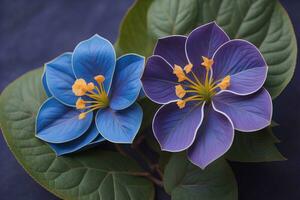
[154,35,188,67]
[142,55,178,104]
[213,89,272,132]
[212,39,267,95]
[188,104,234,169]
[186,22,229,80]
[153,102,205,152]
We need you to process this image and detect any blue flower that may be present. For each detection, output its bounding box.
[36,34,145,156]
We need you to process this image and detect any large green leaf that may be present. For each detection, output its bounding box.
[115,0,155,57]
[226,127,286,162]
[164,153,238,200]
[0,68,154,200]
[116,0,297,98]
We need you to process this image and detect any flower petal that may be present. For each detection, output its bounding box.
[213,89,272,132]
[72,34,116,92]
[154,35,188,67]
[89,134,106,145]
[42,70,52,97]
[45,52,77,106]
[36,98,93,143]
[188,104,234,169]
[109,54,145,110]
[48,122,100,156]
[212,39,267,95]
[95,103,143,143]
[186,22,229,80]
[142,55,178,104]
[153,102,205,152]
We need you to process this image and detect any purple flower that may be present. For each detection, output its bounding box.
[142,22,272,169]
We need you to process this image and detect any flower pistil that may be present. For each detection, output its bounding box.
[174,56,231,109]
[72,75,109,119]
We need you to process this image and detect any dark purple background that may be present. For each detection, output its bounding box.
[0,0,299,199]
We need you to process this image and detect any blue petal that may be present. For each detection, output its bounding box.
[89,134,106,145]
[42,70,52,97]
[72,34,116,92]
[45,52,77,106]
[48,122,100,156]
[95,103,143,143]
[109,54,145,110]
[36,98,93,143]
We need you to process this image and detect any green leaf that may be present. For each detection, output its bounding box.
[116,0,297,98]
[115,0,155,57]
[164,153,238,200]
[226,127,286,162]
[0,68,155,200]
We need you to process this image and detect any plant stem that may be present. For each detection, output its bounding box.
[114,144,128,157]
[115,141,164,187]
[145,174,164,187]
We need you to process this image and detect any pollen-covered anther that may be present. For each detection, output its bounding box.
[86,82,95,91]
[184,63,193,74]
[72,79,88,96]
[76,98,86,109]
[78,113,86,120]
[175,85,186,98]
[94,75,105,84]
[176,100,186,109]
[218,75,231,90]
[173,65,186,82]
[201,56,214,70]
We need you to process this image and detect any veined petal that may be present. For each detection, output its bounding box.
[213,89,272,132]
[42,70,52,97]
[72,34,116,92]
[186,22,229,80]
[154,35,188,67]
[153,102,205,152]
[45,52,77,106]
[142,55,178,104]
[48,122,100,156]
[89,134,106,145]
[212,39,267,95]
[36,98,93,143]
[109,54,145,110]
[188,104,234,169]
[95,103,143,143]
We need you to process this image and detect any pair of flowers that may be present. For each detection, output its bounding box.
[37,22,272,169]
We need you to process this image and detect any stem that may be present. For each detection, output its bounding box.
[132,141,164,179]
[151,164,163,179]
[114,144,128,157]
[129,172,163,187]
[115,141,164,188]
[145,174,164,187]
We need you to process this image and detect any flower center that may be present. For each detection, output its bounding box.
[72,75,109,119]
[173,56,231,109]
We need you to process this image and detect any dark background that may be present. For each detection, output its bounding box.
[0,0,299,199]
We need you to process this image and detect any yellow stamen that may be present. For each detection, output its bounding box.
[184,63,193,74]
[175,85,186,98]
[94,75,105,84]
[78,113,86,120]
[173,65,186,82]
[86,82,95,91]
[218,75,231,90]
[201,56,214,70]
[72,79,88,96]
[177,100,186,109]
[76,98,86,109]
[72,75,110,120]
